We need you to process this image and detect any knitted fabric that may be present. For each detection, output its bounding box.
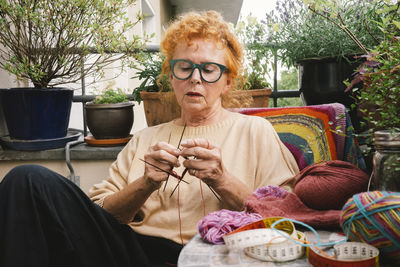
[244,185,341,229]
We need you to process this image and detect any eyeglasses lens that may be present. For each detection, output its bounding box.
[173,60,192,80]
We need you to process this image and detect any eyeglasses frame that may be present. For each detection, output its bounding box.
[169,59,229,83]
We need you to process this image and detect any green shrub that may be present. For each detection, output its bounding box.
[0,0,147,88]
[92,88,129,104]
[265,0,383,68]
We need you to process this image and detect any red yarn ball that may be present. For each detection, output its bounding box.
[293,160,370,210]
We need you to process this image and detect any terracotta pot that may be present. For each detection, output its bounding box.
[232,88,272,108]
[140,91,181,127]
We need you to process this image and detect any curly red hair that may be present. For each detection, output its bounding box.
[159,11,249,107]
[161,11,243,80]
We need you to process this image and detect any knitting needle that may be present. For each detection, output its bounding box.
[207,185,221,202]
[139,158,189,184]
[162,132,173,192]
[163,124,187,191]
[169,163,221,202]
[169,167,189,197]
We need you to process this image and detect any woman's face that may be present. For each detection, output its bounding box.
[170,39,231,117]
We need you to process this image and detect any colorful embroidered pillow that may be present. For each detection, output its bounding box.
[236,103,365,170]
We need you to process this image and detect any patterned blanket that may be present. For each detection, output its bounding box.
[236,103,366,170]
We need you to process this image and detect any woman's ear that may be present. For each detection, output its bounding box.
[222,76,233,95]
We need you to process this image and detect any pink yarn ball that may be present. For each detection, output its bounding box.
[253,185,288,200]
[197,209,262,244]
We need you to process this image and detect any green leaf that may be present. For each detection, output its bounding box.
[393,20,400,30]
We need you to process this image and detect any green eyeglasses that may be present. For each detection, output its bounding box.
[169,59,229,83]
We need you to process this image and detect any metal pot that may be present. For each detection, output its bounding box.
[85,102,134,139]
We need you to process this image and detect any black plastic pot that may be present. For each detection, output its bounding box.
[298,56,361,105]
[85,102,134,139]
[0,87,73,140]
[297,56,364,132]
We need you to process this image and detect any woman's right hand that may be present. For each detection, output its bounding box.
[143,141,181,190]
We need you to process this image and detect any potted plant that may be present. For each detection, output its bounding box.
[131,52,179,126]
[306,0,400,132]
[0,0,145,144]
[85,84,134,144]
[263,0,384,131]
[310,0,400,191]
[343,8,400,133]
[234,15,273,107]
[350,1,400,159]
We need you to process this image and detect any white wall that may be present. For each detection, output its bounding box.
[0,160,113,194]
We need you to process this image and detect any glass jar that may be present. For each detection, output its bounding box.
[372,130,400,191]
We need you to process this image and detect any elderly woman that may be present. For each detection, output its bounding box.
[0,11,298,267]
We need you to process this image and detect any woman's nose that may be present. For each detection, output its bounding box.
[190,68,201,84]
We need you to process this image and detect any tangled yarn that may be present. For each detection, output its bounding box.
[253,185,288,200]
[340,191,400,263]
[197,209,262,244]
[294,160,370,210]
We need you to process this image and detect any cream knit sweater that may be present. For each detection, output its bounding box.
[89,111,299,244]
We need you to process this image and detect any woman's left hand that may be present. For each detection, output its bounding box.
[180,138,227,187]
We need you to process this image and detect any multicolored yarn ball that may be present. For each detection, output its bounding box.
[340,191,400,263]
[197,209,262,244]
[294,160,370,210]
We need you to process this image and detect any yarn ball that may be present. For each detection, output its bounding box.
[253,185,288,200]
[293,160,370,210]
[340,191,400,263]
[197,209,262,244]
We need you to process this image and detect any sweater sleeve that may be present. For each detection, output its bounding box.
[88,134,139,206]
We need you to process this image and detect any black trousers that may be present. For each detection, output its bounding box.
[0,164,183,267]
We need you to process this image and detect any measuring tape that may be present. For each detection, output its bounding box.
[223,217,380,265]
[243,230,306,262]
[307,241,380,267]
[223,217,306,262]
